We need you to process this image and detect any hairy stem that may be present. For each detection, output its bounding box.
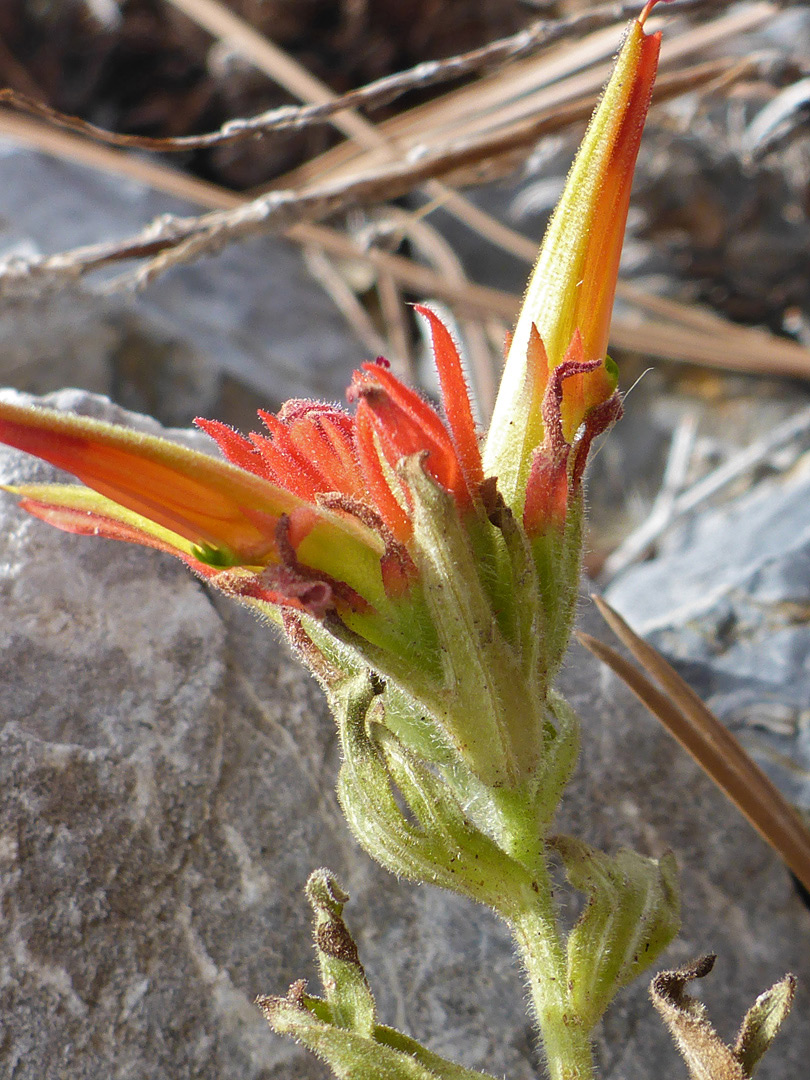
[509,861,594,1080]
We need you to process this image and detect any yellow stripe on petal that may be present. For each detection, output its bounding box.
[3,481,205,560]
[0,401,394,610]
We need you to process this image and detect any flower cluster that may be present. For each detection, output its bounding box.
[0,3,663,789]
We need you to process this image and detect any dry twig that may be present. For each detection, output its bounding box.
[579,596,810,894]
[3,103,810,384]
[0,0,733,154]
[0,51,728,284]
[0,61,753,293]
[0,0,807,387]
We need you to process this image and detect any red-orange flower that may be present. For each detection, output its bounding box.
[485,2,663,534]
[0,1,665,788]
[0,306,481,621]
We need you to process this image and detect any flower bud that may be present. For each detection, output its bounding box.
[484,9,663,518]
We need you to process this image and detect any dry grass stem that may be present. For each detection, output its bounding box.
[602,413,699,579]
[164,0,525,386]
[302,245,390,360]
[165,0,769,287]
[375,272,415,383]
[3,104,810,385]
[1,0,807,389]
[368,207,501,414]
[579,597,810,894]
[0,62,732,286]
[0,0,734,154]
[273,3,773,192]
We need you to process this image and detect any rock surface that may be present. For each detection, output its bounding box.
[0,143,364,425]
[1,390,809,1080]
[606,453,810,818]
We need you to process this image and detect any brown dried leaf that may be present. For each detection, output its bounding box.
[651,956,795,1079]
[651,956,746,1080]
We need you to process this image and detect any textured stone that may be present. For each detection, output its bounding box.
[1,391,809,1079]
[606,454,810,816]
[0,143,364,424]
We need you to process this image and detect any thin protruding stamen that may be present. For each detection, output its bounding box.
[638,0,664,28]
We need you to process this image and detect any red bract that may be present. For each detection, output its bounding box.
[0,308,482,618]
[199,305,483,553]
[0,0,665,790]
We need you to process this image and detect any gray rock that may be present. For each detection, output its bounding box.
[606,454,810,816]
[0,144,364,424]
[1,391,809,1080]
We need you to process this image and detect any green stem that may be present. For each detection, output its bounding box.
[508,862,594,1080]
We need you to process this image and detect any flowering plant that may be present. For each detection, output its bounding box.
[0,4,795,1078]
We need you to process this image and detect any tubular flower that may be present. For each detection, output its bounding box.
[0,321,470,611]
[0,307,482,614]
[485,0,663,529]
[0,3,663,789]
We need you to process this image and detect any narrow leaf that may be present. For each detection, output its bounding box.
[305,869,377,1037]
[258,989,443,1080]
[578,596,810,895]
[733,973,796,1076]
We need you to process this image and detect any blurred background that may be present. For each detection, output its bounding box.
[3,0,810,801]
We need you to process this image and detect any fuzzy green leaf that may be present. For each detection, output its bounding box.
[305,869,376,1037]
[554,835,680,1029]
[401,456,545,788]
[332,672,533,905]
[258,988,496,1080]
[733,973,796,1077]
